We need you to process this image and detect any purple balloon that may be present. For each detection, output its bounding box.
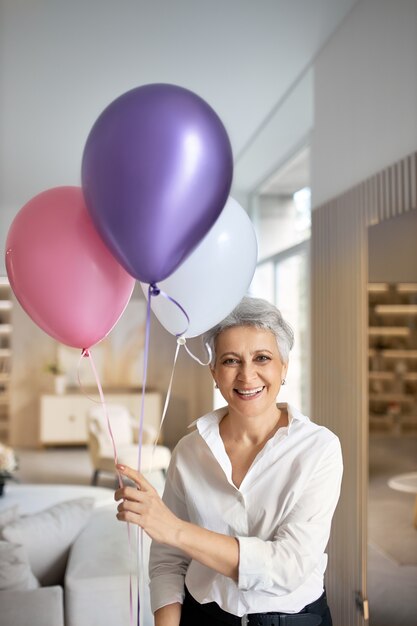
[81,84,233,284]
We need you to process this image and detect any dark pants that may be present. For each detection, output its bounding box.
[180,588,333,626]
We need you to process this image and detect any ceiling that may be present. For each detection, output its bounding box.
[259,146,311,196]
[0,0,358,214]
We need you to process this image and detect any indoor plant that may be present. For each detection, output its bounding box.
[0,442,18,495]
[45,362,67,394]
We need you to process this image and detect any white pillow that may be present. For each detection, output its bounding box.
[2,497,94,586]
[0,504,20,535]
[0,540,40,591]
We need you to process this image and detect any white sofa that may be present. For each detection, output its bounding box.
[0,481,161,626]
[65,507,153,626]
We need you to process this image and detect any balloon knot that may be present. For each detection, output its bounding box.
[176,336,186,345]
[81,348,90,358]
[150,283,160,296]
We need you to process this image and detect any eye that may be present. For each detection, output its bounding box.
[255,355,271,362]
[222,358,239,365]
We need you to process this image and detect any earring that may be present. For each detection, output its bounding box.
[281,379,286,385]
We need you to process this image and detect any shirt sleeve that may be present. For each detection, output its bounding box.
[237,436,343,594]
[148,451,191,614]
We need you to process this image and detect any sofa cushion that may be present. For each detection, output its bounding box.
[0,504,20,533]
[2,497,94,586]
[65,507,153,626]
[0,541,40,591]
[0,586,64,626]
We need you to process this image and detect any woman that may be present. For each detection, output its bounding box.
[115,297,343,626]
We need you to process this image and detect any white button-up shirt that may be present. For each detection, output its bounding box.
[149,403,343,616]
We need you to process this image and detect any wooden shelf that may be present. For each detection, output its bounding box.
[369,393,415,404]
[369,349,417,359]
[374,304,417,315]
[0,279,12,443]
[397,283,417,293]
[368,283,389,293]
[369,371,395,380]
[369,371,417,382]
[368,282,417,435]
[369,413,399,422]
[368,326,410,337]
[370,412,417,422]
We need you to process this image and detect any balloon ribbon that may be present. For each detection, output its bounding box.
[79,348,136,626]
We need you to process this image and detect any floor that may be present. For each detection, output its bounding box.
[8,434,417,625]
[367,434,417,626]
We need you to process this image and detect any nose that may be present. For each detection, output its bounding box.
[237,361,258,382]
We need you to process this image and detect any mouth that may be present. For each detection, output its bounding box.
[234,386,265,400]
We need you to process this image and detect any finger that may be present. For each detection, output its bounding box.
[114,485,145,502]
[117,499,145,515]
[116,509,143,525]
[116,465,154,492]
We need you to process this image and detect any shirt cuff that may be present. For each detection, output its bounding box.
[149,573,185,614]
[237,536,271,591]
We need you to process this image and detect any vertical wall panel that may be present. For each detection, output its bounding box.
[311,152,417,626]
[412,153,417,210]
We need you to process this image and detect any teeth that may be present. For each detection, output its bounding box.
[236,387,263,396]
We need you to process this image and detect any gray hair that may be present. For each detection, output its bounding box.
[203,296,294,366]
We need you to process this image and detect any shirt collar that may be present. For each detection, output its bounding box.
[191,403,310,491]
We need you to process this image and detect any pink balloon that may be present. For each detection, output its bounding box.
[5,186,135,349]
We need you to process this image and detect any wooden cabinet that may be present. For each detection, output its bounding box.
[368,283,417,434]
[0,278,12,443]
[39,391,161,446]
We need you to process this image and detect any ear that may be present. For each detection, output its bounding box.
[209,367,217,386]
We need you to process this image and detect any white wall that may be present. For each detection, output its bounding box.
[148,320,213,449]
[10,288,212,449]
[257,195,296,260]
[312,0,417,207]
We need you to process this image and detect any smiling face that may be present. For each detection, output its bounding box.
[211,325,287,421]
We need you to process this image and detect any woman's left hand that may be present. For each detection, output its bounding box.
[114,464,182,546]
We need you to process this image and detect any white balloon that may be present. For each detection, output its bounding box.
[141,197,258,337]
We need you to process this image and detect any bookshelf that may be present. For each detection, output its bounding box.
[0,278,12,443]
[368,283,417,434]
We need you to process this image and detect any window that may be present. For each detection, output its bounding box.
[249,187,311,413]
